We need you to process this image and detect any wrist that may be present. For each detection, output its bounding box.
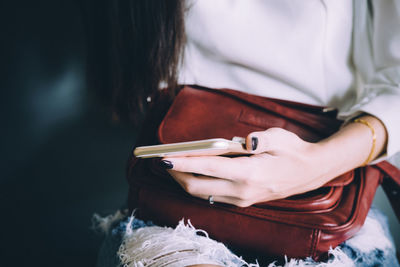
[306,141,339,185]
[313,115,388,181]
[312,140,344,181]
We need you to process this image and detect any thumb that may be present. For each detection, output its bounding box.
[246,128,289,154]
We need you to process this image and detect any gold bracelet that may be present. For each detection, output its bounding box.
[353,118,376,166]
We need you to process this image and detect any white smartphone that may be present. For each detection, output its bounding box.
[133,137,249,158]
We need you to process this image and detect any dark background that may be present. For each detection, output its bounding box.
[1,1,398,267]
[1,1,136,266]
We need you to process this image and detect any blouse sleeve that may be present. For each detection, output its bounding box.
[345,0,400,159]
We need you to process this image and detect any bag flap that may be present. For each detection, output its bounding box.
[159,86,343,144]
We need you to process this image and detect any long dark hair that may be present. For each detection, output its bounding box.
[83,0,186,123]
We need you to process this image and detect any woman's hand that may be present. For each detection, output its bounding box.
[161,115,387,207]
[162,128,328,207]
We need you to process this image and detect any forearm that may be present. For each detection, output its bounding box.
[312,115,388,184]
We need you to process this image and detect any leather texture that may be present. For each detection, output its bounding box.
[127,86,400,261]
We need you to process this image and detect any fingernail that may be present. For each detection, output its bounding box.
[159,160,173,169]
[251,137,258,151]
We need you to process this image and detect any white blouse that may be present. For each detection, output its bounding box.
[178,0,400,158]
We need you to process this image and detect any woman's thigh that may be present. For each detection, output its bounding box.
[96,207,399,267]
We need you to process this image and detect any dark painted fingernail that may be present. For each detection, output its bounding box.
[251,137,258,151]
[159,160,173,169]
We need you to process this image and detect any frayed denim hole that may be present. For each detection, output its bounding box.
[196,231,208,237]
[339,244,359,262]
[111,218,154,236]
[374,249,385,261]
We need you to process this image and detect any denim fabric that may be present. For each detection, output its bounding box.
[339,208,399,267]
[97,217,154,267]
[96,208,399,267]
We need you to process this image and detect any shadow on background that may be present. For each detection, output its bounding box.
[1,1,137,266]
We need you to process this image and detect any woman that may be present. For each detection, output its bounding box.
[91,0,400,266]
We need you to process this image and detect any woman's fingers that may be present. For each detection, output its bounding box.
[246,127,300,154]
[168,171,255,207]
[164,128,299,178]
[195,194,254,208]
[168,170,238,197]
[160,128,316,206]
[163,156,251,181]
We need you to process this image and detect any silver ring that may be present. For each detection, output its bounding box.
[208,195,214,205]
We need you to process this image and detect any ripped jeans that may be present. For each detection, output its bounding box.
[96,207,399,267]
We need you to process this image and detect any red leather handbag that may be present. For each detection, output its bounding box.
[127,86,400,262]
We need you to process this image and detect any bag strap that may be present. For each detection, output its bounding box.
[375,161,400,221]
